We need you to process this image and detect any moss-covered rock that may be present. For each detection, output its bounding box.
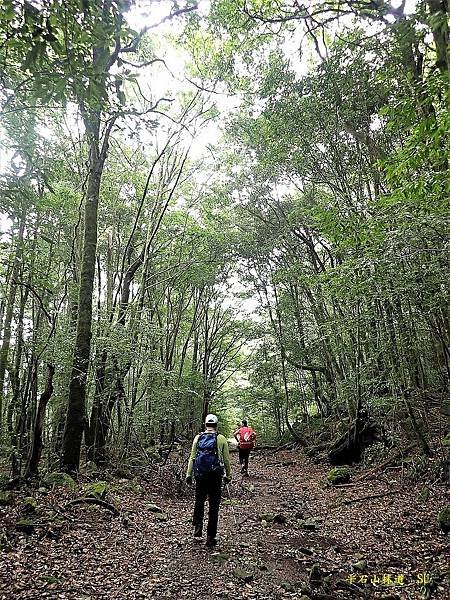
[154,512,168,522]
[21,497,38,513]
[281,582,295,592]
[442,434,450,448]
[258,512,275,523]
[85,481,108,500]
[296,517,319,531]
[241,482,255,493]
[327,466,351,485]
[113,467,133,479]
[40,575,62,584]
[0,491,13,506]
[209,552,229,565]
[309,564,322,585]
[353,559,367,571]
[257,511,286,524]
[43,472,77,490]
[438,507,450,533]
[233,568,253,583]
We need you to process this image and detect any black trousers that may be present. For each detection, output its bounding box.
[239,447,251,471]
[193,472,222,538]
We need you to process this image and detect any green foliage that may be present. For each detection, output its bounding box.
[190,0,450,446]
[0,0,138,108]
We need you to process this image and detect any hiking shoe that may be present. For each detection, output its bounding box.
[240,466,246,474]
[206,537,217,547]
[193,526,202,540]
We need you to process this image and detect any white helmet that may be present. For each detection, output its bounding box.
[205,413,218,425]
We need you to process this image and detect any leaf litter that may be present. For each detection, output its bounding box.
[0,449,448,599]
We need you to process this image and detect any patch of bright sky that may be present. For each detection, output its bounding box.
[392,0,417,15]
[123,0,236,168]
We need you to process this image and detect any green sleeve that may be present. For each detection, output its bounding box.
[219,435,232,479]
[186,435,199,477]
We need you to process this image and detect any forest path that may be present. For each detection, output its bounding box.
[1,450,448,600]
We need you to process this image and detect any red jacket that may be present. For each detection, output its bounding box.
[234,426,256,449]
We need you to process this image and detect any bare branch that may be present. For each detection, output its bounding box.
[120,4,199,55]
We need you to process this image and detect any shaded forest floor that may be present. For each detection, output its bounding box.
[1,449,449,600]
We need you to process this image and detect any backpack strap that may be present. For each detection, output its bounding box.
[214,432,225,467]
[212,431,219,455]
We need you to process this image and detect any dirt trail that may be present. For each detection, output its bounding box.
[0,450,448,600]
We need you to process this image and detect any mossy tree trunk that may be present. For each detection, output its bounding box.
[25,364,55,477]
[0,210,25,433]
[61,115,112,473]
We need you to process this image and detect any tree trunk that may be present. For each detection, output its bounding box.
[403,390,432,457]
[0,212,25,431]
[25,364,55,477]
[86,349,108,461]
[61,117,106,474]
[426,0,449,73]
[7,284,28,477]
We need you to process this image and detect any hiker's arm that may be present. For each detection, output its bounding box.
[222,438,232,479]
[186,435,199,477]
[233,428,240,442]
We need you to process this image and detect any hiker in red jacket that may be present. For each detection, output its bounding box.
[233,420,256,475]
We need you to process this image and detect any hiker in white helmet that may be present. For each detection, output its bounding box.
[185,414,232,547]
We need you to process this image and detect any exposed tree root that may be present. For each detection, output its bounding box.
[65,497,120,516]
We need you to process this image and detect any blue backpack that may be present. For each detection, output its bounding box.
[194,432,224,477]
